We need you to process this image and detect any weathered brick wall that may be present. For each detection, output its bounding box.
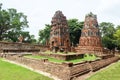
[0,41,40,53]
[100,54,114,59]
[34,53,84,60]
[5,55,71,80]
[70,62,91,78]
[4,55,120,80]
[89,56,119,71]
[69,57,119,79]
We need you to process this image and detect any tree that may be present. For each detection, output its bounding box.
[5,8,29,42]
[102,36,116,50]
[0,4,10,40]
[116,25,120,30]
[22,32,36,44]
[114,29,120,50]
[29,35,37,44]
[99,22,116,50]
[38,24,51,45]
[0,3,35,43]
[99,22,115,37]
[68,19,83,46]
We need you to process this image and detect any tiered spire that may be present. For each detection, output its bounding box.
[76,12,103,55]
[50,11,70,52]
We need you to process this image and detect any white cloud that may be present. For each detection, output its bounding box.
[1,0,120,39]
[95,0,120,25]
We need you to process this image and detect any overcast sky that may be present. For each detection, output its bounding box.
[1,0,120,39]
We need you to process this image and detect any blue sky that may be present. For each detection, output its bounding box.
[1,0,120,39]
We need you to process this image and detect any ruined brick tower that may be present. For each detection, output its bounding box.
[76,12,103,55]
[50,11,70,52]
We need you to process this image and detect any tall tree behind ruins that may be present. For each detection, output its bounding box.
[0,3,36,43]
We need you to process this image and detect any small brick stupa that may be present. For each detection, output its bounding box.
[76,12,103,55]
[50,11,70,52]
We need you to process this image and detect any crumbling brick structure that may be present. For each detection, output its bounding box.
[0,41,40,54]
[76,12,104,55]
[5,54,119,80]
[50,11,70,52]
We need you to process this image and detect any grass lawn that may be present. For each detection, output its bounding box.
[0,58,53,80]
[86,61,120,80]
[24,54,98,64]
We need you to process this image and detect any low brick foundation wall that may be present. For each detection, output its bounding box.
[0,41,40,53]
[98,54,115,59]
[4,55,120,80]
[34,53,84,60]
[70,62,91,78]
[89,56,119,71]
[5,55,71,80]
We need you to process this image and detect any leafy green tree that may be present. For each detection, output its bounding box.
[99,22,116,50]
[38,24,51,45]
[114,29,120,50]
[102,36,116,50]
[22,33,36,44]
[99,22,115,37]
[68,19,83,46]
[116,25,120,30]
[0,3,35,43]
[5,8,28,42]
[0,4,10,40]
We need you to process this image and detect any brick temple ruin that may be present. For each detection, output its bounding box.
[0,11,120,80]
[49,11,105,55]
[76,12,104,55]
[50,11,71,52]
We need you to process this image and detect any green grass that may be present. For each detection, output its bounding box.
[25,55,66,63]
[0,58,53,80]
[86,61,120,80]
[25,54,98,64]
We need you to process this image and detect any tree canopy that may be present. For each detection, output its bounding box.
[38,24,51,45]
[67,19,83,46]
[99,22,120,50]
[0,3,36,43]
[114,26,120,50]
[99,22,115,50]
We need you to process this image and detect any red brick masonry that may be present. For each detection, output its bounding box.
[4,55,119,80]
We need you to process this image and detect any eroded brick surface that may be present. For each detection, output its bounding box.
[50,11,71,52]
[76,12,104,55]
